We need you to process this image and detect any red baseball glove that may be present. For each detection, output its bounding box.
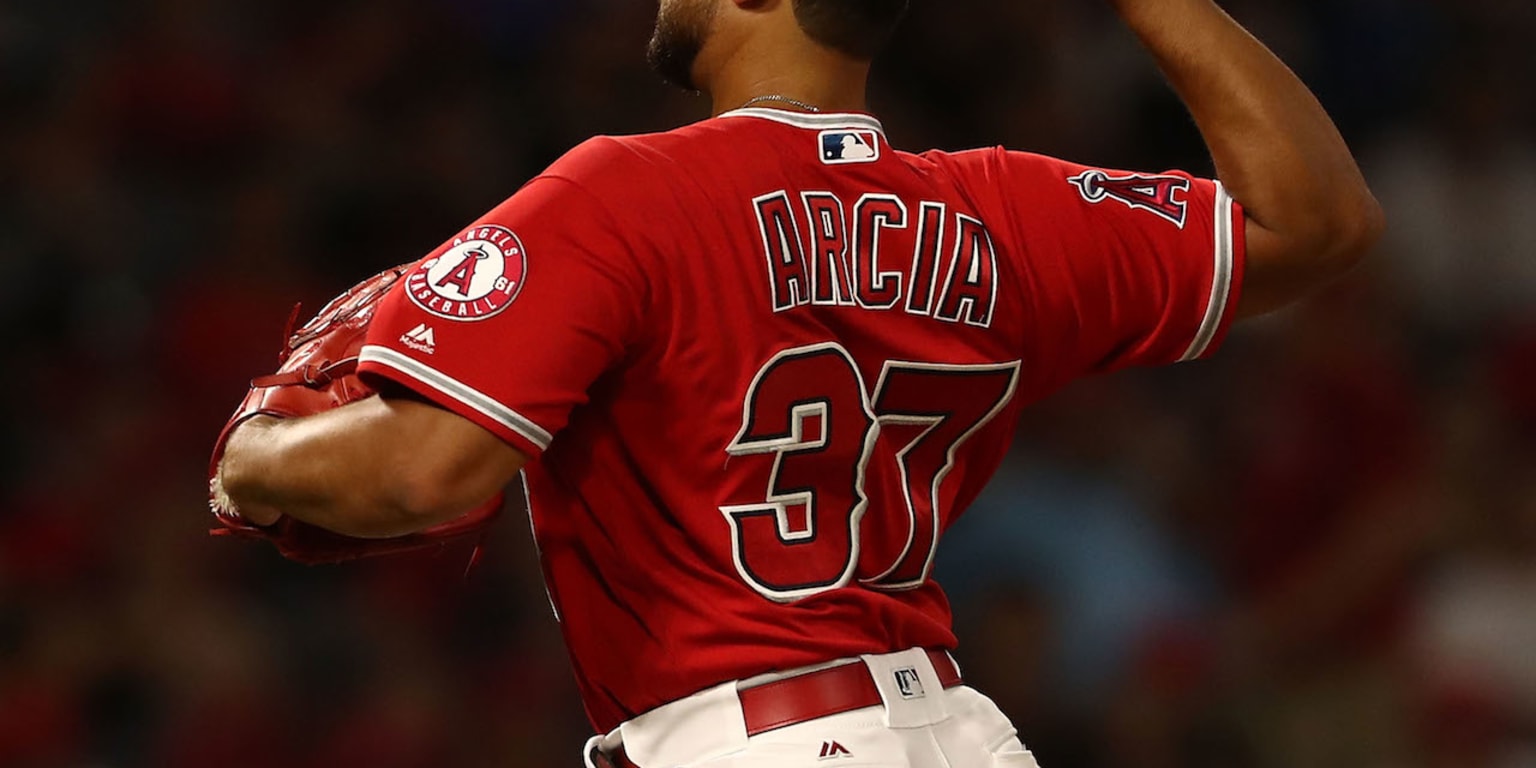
[208,264,502,564]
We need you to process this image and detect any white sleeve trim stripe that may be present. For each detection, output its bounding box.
[1180,183,1237,362]
[358,345,554,450]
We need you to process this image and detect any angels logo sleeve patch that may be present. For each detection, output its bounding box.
[357,170,647,458]
[405,225,528,321]
[1068,170,1191,228]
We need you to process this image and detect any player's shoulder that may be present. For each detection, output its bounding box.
[906,145,1073,179]
[549,118,736,167]
[539,135,651,186]
[534,123,730,203]
[905,145,1162,220]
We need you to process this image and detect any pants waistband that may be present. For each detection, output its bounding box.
[584,647,963,768]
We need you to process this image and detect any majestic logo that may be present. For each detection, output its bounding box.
[399,323,436,355]
[819,130,880,165]
[406,225,527,321]
[1068,170,1191,228]
[893,667,926,700]
[818,741,854,760]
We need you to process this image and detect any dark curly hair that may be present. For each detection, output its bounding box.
[791,0,910,59]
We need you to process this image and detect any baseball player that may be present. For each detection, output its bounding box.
[213,0,1384,765]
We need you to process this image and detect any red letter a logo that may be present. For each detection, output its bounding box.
[435,247,487,296]
[1069,170,1192,227]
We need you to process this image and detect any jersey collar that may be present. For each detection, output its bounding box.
[717,107,886,138]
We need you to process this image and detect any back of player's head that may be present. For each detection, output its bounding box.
[791,0,910,60]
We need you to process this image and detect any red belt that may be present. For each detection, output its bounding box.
[592,650,962,767]
[739,648,962,735]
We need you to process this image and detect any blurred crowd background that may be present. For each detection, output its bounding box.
[3,0,1534,766]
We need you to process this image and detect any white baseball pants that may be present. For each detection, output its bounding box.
[584,647,1041,768]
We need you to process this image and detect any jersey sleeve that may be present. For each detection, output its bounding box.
[357,142,646,458]
[938,147,1244,383]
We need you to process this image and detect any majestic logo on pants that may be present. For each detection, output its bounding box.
[818,741,854,760]
[893,667,926,699]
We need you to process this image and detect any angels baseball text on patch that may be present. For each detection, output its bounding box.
[406,225,527,321]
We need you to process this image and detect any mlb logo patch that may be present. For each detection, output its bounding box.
[819,129,880,165]
[893,667,926,700]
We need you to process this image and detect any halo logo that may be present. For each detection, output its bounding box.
[406,225,528,321]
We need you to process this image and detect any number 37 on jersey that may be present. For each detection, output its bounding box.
[721,343,1020,602]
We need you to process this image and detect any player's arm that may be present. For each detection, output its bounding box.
[1112,0,1385,316]
[217,141,641,540]
[218,395,527,538]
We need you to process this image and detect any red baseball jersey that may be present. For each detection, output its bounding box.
[356,108,1244,732]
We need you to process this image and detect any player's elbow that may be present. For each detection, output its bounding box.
[386,480,489,536]
[349,396,524,538]
[1325,192,1386,271]
[1292,188,1385,278]
[326,486,475,539]
[308,460,477,539]
[372,451,514,537]
[1240,191,1384,317]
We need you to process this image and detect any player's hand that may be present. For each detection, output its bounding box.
[206,263,508,564]
[212,416,284,527]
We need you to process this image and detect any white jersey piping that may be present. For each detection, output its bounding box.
[358,345,554,450]
[1181,182,1237,362]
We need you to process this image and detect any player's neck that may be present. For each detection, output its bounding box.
[704,41,872,117]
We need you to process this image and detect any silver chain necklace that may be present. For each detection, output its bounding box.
[738,94,822,113]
